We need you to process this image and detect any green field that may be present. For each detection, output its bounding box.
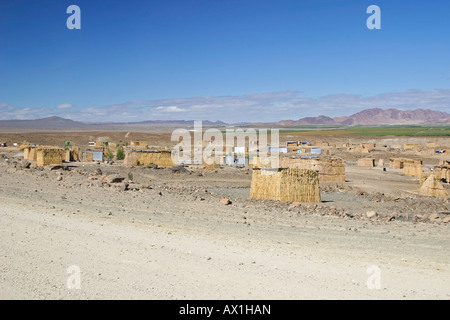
[209,125,450,136]
[277,125,450,136]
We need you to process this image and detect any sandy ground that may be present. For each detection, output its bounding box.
[0,150,449,300]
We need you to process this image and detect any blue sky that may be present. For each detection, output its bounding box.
[1,0,449,122]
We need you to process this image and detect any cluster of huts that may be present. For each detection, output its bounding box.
[19,137,449,203]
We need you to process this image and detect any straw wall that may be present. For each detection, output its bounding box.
[404,144,422,150]
[250,168,321,203]
[251,157,346,182]
[130,141,148,147]
[28,148,37,161]
[403,163,423,177]
[85,152,94,162]
[418,174,448,197]
[349,147,370,153]
[36,147,64,166]
[23,147,37,161]
[65,150,71,162]
[23,147,29,160]
[124,151,174,167]
[360,143,376,149]
[433,166,450,182]
[357,158,375,167]
[390,158,422,169]
[280,158,345,182]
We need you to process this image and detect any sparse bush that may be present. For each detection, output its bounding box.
[128,172,133,181]
[105,149,114,161]
[116,147,125,160]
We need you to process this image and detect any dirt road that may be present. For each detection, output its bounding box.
[1,164,449,299]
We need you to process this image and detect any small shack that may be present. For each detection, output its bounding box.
[83,150,104,162]
[250,168,321,203]
[357,158,375,167]
[124,150,174,167]
[418,174,448,197]
[36,147,65,167]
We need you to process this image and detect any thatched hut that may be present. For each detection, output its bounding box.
[433,165,450,183]
[418,174,448,197]
[360,143,376,149]
[252,157,345,182]
[390,158,422,169]
[250,168,321,203]
[404,144,422,150]
[403,163,423,177]
[357,158,375,167]
[129,141,148,148]
[314,142,329,147]
[36,147,64,167]
[23,146,38,162]
[377,159,385,167]
[124,150,174,167]
[349,147,370,154]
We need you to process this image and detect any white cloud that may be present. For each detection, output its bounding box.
[56,103,72,109]
[1,88,450,122]
[154,106,187,113]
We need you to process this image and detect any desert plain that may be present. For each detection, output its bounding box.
[0,129,449,300]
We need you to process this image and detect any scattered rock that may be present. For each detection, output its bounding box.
[20,160,31,169]
[147,163,158,169]
[115,182,129,191]
[442,216,450,223]
[56,176,62,181]
[428,213,440,221]
[220,198,231,205]
[170,165,191,174]
[366,210,377,218]
[106,174,125,183]
[49,165,66,171]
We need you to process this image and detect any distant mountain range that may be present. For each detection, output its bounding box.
[0,117,226,129]
[254,108,450,126]
[0,108,449,130]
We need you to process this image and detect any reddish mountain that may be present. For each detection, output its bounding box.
[265,108,450,126]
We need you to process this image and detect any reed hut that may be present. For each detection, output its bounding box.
[124,150,174,167]
[22,146,38,162]
[253,157,345,182]
[418,174,448,197]
[390,158,421,169]
[250,168,321,203]
[280,158,345,182]
[404,144,422,150]
[360,143,376,149]
[357,158,375,167]
[403,163,423,177]
[314,142,329,147]
[129,141,148,148]
[349,147,370,153]
[36,147,64,167]
[433,165,450,182]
